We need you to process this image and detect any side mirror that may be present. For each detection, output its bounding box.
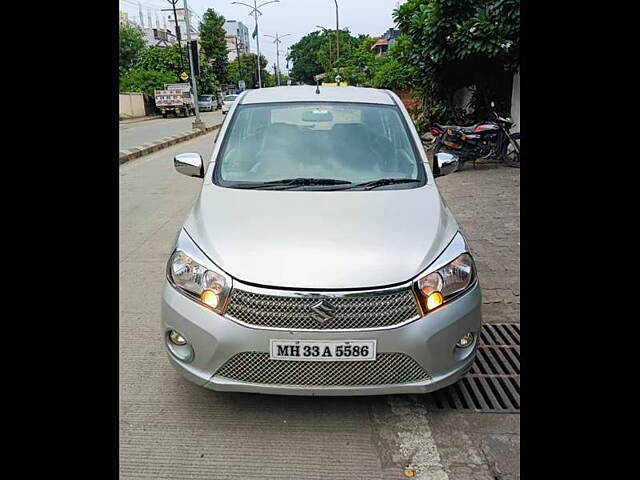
[433,152,459,177]
[174,153,204,178]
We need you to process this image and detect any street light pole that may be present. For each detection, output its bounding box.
[235,40,244,89]
[231,1,280,88]
[182,0,204,129]
[264,32,291,86]
[333,0,339,61]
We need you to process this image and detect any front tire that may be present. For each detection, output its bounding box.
[503,133,520,168]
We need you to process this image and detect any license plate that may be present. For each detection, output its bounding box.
[269,339,376,361]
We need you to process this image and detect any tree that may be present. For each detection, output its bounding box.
[134,44,185,74]
[287,32,324,84]
[119,23,146,76]
[226,53,269,88]
[198,9,228,82]
[119,69,178,97]
[369,54,414,90]
[133,44,219,95]
[337,36,377,86]
[393,0,520,123]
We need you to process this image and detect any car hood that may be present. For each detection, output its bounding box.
[183,184,459,290]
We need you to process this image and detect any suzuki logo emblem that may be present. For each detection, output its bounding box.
[310,300,337,324]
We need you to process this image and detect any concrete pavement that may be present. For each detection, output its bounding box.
[119,110,224,151]
[119,135,520,479]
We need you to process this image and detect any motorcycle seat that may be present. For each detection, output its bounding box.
[440,124,476,133]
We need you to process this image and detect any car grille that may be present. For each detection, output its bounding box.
[214,352,430,386]
[225,287,420,330]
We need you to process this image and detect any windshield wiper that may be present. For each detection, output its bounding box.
[232,177,352,189]
[346,178,421,190]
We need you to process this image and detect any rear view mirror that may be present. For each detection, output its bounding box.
[433,152,459,177]
[174,152,204,178]
[302,109,333,122]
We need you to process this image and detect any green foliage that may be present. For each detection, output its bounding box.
[119,23,146,76]
[225,53,270,89]
[288,31,413,90]
[336,36,377,86]
[288,30,377,84]
[369,54,414,90]
[133,44,219,96]
[287,31,324,84]
[119,69,178,97]
[196,59,220,95]
[198,9,228,82]
[393,0,520,124]
[134,44,186,74]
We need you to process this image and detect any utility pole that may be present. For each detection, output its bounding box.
[264,32,291,86]
[167,0,185,71]
[231,1,280,88]
[182,0,204,129]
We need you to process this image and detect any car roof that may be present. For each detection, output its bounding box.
[239,85,395,105]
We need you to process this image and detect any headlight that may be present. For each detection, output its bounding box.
[414,233,476,314]
[167,231,232,314]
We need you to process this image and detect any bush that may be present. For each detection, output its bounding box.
[119,69,178,97]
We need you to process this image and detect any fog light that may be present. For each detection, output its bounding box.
[456,332,474,349]
[166,330,194,363]
[425,291,444,311]
[169,330,187,346]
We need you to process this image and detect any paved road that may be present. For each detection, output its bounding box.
[119,136,520,480]
[119,110,224,151]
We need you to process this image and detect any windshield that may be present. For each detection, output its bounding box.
[224,95,238,102]
[214,102,425,189]
[199,95,212,101]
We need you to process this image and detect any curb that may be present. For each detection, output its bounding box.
[119,123,221,165]
[119,115,163,124]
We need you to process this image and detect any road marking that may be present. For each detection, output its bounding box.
[385,395,450,480]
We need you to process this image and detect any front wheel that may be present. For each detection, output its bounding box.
[503,133,520,168]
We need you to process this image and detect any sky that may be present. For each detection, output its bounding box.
[119,0,405,74]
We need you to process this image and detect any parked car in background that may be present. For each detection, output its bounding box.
[162,86,481,396]
[198,94,217,112]
[221,94,238,114]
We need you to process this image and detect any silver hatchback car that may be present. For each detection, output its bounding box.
[162,86,481,396]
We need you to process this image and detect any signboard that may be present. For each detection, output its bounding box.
[166,83,190,91]
[179,72,189,81]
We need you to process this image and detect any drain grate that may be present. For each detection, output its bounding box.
[431,323,520,413]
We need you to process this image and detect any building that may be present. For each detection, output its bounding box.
[223,20,250,54]
[226,36,240,62]
[371,27,400,57]
[371,38,389,57]
[142,27,177,47]
[381,27,400,47]
[119,11,130,25]
[162,7,199,44]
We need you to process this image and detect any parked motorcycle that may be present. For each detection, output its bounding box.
[430,102,520,168]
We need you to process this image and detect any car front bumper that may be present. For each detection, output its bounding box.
[161,280,482,396]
